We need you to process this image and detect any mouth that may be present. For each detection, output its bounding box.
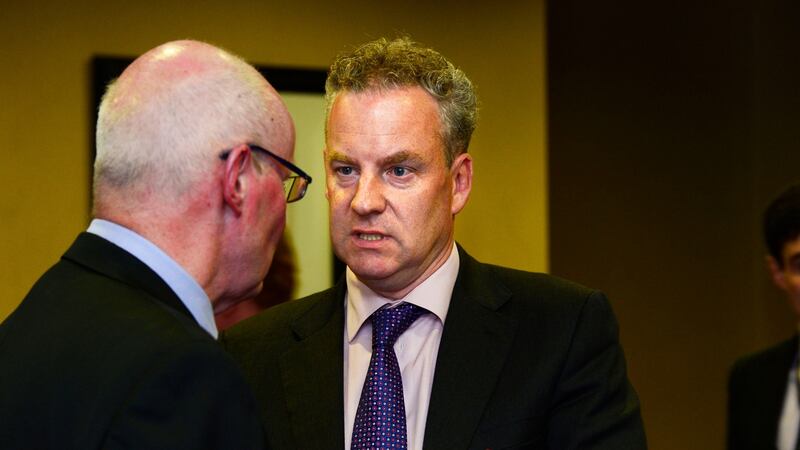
[357,233,385,241]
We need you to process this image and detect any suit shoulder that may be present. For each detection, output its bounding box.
[731,337,796,378]
[489,264,594,296]
[5,258,214,350]
[224,285,339,342]
[0,259,250,448]
[476,262,602,312]
[453,257,619,345]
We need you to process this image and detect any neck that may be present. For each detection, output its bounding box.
[96,203,223,305]
[366,240,455,300]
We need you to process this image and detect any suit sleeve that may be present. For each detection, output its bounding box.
[547,291,647,449]
[101,342,267,450]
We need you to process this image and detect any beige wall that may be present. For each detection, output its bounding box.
[282,92,331,298]
[0,1,548,318]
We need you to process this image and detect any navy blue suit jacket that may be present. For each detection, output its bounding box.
[224,246,646,449]
[0,233,265,449]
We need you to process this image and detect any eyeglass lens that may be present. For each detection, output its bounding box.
[284,177,309,203]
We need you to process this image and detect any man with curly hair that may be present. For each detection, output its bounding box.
[226,37,646,450]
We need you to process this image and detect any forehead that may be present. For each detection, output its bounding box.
[326,86,443,158]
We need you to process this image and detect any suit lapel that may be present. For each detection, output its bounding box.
[63,233,193,320]
[281,282,346,449]
[423,247,518,449]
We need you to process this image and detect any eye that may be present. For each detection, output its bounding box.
[336,166,354,176]
[390,166,410,177]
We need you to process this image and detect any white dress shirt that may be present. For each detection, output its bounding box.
[777,352,800,450]
[344,243,459,450]
[87,219,218,339]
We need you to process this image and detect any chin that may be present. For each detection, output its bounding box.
[350,263,397,284]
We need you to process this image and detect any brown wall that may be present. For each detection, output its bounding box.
[0,0,548,319]
[548,1,800,448]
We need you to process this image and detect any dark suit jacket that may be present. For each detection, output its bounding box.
[728,336,796,450]
[224,246,646,449]
[0,232,265,450]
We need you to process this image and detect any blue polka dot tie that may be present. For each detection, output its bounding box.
[351,302,425,450]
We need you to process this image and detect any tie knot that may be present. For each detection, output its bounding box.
[371,302,425,348]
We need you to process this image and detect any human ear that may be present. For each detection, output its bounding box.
[222,145,252,216]
[767,255,789,292]
[450,152,473,215]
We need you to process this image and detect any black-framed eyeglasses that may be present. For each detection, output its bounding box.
[219,144,312,203]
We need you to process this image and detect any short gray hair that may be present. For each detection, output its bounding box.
[94,42,272,202]
[325,37,478,165]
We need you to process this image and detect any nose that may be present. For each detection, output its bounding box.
[351,173,386,216]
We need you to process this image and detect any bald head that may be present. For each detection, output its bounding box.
[94,40,293,209]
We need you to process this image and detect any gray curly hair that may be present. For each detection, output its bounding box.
[325,37,478,165]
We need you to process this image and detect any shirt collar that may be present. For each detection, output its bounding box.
[87,218,218,339]
[346,242,459,343]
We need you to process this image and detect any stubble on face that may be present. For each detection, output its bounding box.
[324,87,457,299]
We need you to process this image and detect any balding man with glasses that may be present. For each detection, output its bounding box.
[0,40,310,450]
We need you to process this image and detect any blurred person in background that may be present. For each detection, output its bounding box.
[729,183,800,450]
